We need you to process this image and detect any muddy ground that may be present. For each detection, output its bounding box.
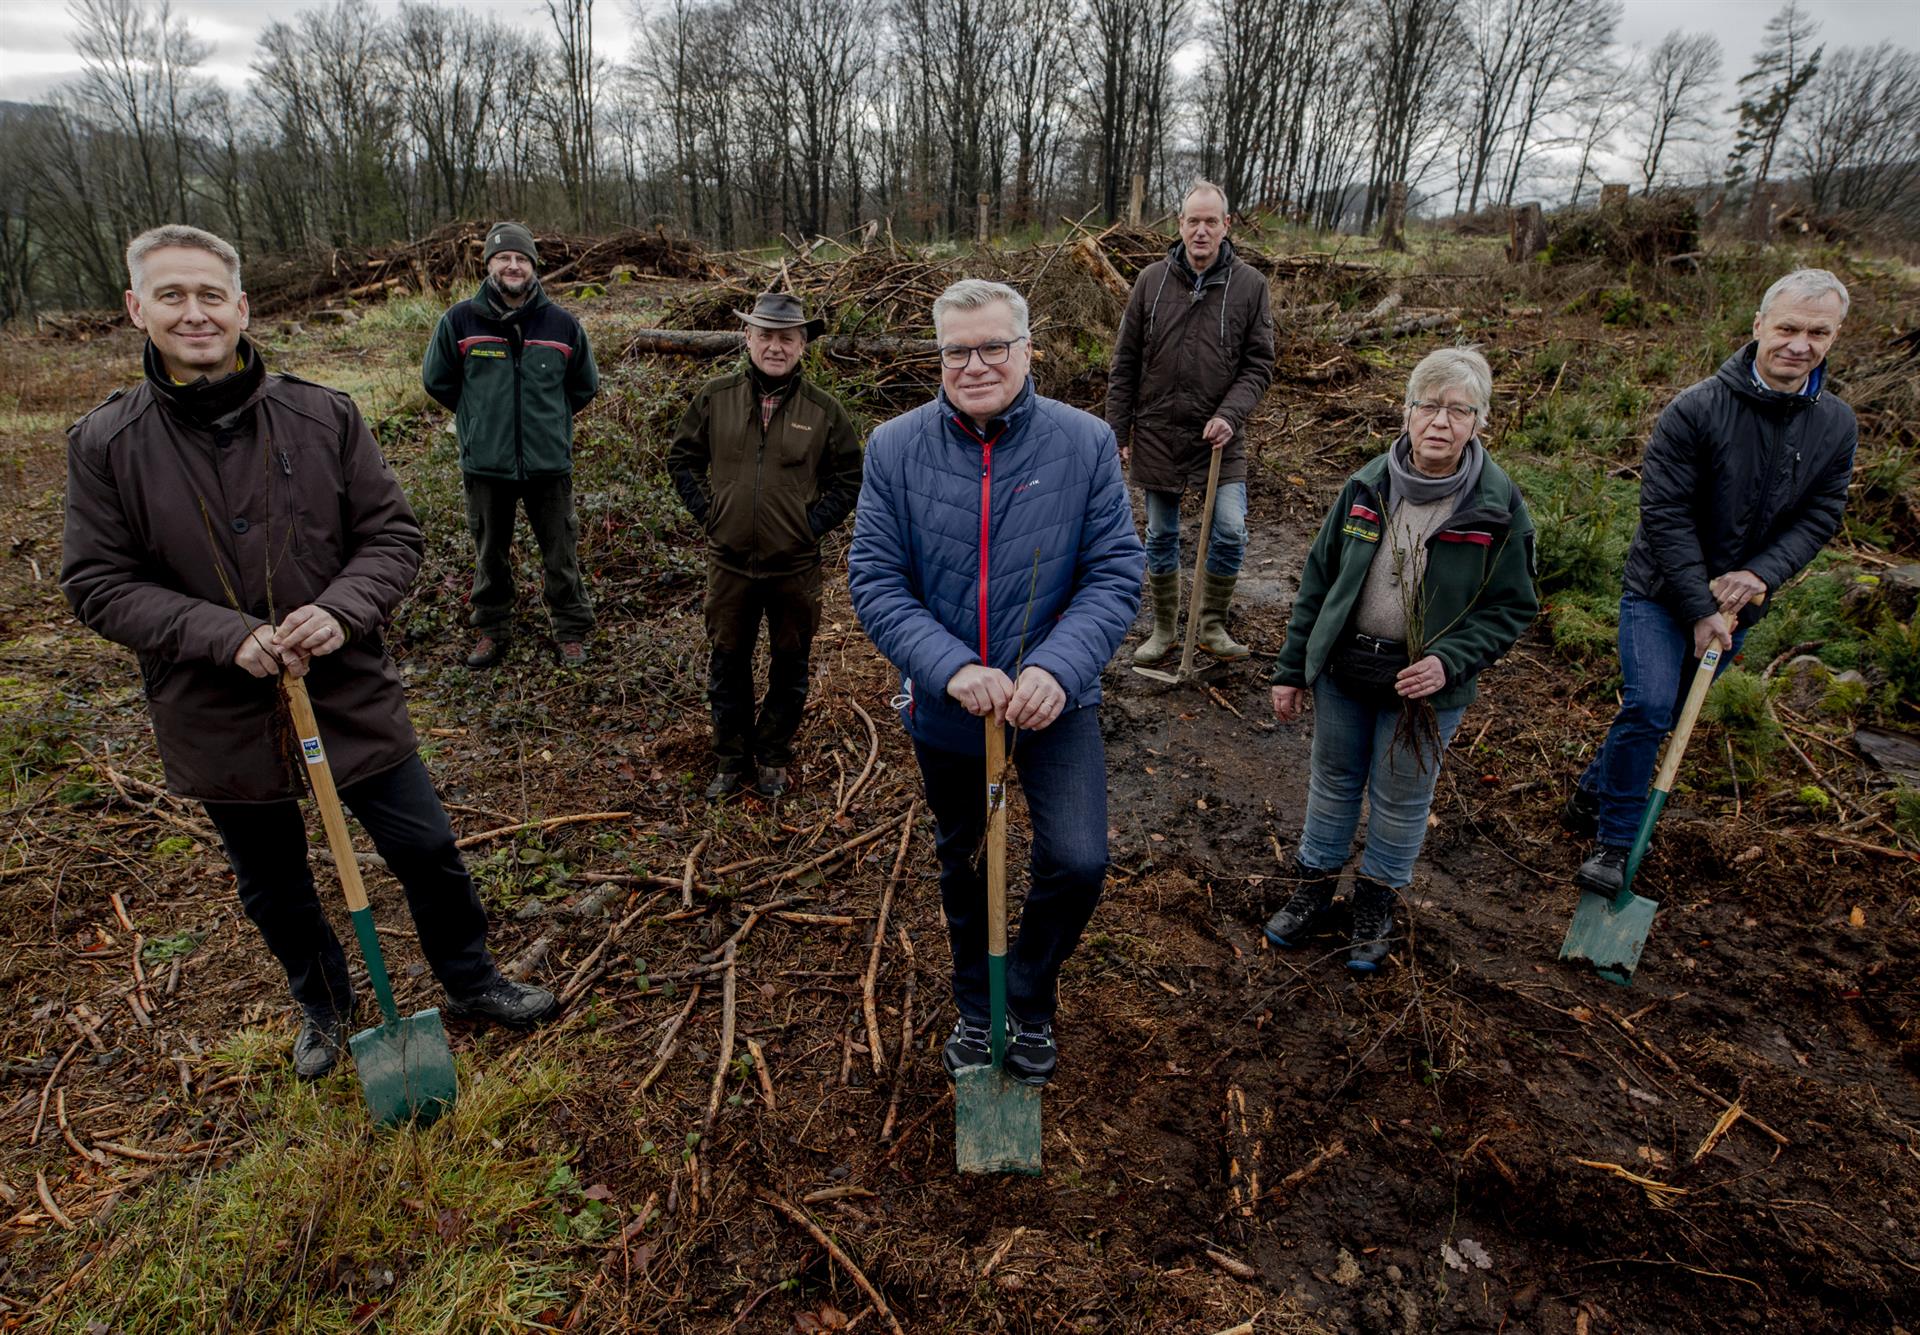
[0,252,1916,1334]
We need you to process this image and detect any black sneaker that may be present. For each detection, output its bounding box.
[1561,785,1600,838]
[752,765,789,800]
[1347,877,1398,973]
[941,1017,991,1077]
[1004,1016,1057,1086]
[1263,862,1338,947]
[443,977,561,1028]
[705,769,747,800]
[292,1005,349,1080]
[1575,844,1630,899]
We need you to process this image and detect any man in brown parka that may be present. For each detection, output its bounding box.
[61,225,558,1081]
[1105,179,1275,662]
[668,292,864,802]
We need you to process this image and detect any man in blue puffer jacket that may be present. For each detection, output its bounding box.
[849,279,1144,1087]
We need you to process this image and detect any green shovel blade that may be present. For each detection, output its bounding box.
[1558,890,1658,987]
[349,1007,458,1127]
[954,1062,1043,1175]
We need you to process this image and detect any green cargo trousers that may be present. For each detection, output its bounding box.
[462,474,595,641]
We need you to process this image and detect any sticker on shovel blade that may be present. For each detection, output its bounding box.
[301,736,325,765]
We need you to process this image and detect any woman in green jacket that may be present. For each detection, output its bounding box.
[1266,347,1538,970]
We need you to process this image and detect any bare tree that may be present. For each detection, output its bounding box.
[1788,42,1920,225]
[543,0,601,229]
[1632,29,1722,192]
[393,3,515,225]
[1564,49,1637,206]
[67,0,212,227]
[1362,0,1461,230]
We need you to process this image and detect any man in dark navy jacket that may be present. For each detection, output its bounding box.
[848,279,1144,1087]
[1568,269,1856,895]
[423,222,599,669]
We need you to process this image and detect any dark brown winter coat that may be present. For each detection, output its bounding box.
[1104,239,1275,492]
[61,340,423,802]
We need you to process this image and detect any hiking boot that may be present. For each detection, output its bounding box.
[1561,784,1600,838]
[1133,570,1181,666]
[557,640,588,668]
[705,769,747,800]
[1575,844,1630,899]
[1196,571,1249,660]
[1347,876,1398,973]
[466,635,506,669]
[292,1004,349,1080]
[941,1016,991,1078]
[752,765,789,800]
[1004,1016,1057,1086]
[443,977,560,1028]
[1263,860,1339,947]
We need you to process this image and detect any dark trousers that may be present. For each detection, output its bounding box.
[706,563,822,772]
[912,705,1109,1025]
[203,756,496,1013]
[463,473,594,639]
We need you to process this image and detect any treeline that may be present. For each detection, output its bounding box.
[1,0,1916,322]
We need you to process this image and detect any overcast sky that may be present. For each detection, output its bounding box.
[2,0,1913,126]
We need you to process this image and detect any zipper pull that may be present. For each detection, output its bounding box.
[278,448,292,476]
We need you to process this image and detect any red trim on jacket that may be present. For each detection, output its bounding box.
[458,335,509,354]
[1434,529,1493,546]
[952,413,1004,661]
[1348,503,1379,522]
[524,338,573,358]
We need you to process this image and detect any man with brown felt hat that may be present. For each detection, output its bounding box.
[423,221,600,670]
[668,292,863,800]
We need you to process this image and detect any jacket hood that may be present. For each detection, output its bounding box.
[1167,237,1238,288]
[477,274,550,321]
[1717,341,1825,411]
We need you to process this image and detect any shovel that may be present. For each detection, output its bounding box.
[1133,443,1224,686]
[1560,643,1725,987]
[954,717,1042,1175]
[284,674,458,1126]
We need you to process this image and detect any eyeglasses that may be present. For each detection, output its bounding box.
[1409,401,1479,425]
[940,337,1027,370]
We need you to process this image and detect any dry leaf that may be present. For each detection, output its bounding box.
[1848,905,1866,927]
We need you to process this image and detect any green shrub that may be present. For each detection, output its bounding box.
[1704,668,1783,784]
[1894,789,1920,844]
[1868,616,1920,713]
[1740,561,1870,673]
[1543,588,1620,663]
[1509,462,1637,596]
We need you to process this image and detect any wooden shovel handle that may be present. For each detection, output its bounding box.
[985,720,1008,956]
[282,674,372,914]
[1176,444,1226,680]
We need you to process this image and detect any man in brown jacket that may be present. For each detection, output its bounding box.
[1106,179,1275,663]
[61,224,558,1081]
[667,292,863,801]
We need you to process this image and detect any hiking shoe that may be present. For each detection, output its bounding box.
[705,769,747,800]
[1263,861,1338,947]
[557,640,588,668]
[1575,844,1630,899]
[466,635,505,669]
[1004,1016,1057,1086]
[443,977,560,1028]
[292,1005,349,1080]
[1347,877,1398,973]
[752,765,789,800]
[1561,785,1600,838]
[941,1017,991,1078]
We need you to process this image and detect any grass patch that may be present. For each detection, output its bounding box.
[1703,667,1783,785]
[1740,557,1873,672]
[50,1038,594,1334]
[351,291,457,337]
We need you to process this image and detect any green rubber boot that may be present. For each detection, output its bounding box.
[1196,571,1249,660]
[1132,570,1181,666]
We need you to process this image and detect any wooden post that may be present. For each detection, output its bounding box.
[1128,174,1145,226]
[1507,202,1547,262]
[1598,183,1628,212]
[976,192,990,247]
[1748,182,1775,241]
[1379,181,1407,252]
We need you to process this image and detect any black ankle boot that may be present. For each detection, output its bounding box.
[1347,876,1398,973]
[1263,860,1338,947]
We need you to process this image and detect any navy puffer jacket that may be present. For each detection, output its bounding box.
[848,381,1145,754]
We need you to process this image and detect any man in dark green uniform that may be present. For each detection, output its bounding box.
[668,293,863,800]
[423,222,599,669]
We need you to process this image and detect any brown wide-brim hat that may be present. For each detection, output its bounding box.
[734,291,826,338]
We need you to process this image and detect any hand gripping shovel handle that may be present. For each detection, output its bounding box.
[1622,645,1721,893]
[1175,444,1226,682]
[283,674,401,1025]
[984,717,1010,1067]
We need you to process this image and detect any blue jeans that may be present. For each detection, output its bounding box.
[1579,589,1746,846]
[1296,674,1465,889]
[912,704,1108,1024]
[1144,481,1248,577]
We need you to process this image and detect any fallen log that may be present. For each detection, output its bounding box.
[622,329,940,360]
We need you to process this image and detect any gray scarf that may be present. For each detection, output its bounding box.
[1387,433,1484,506]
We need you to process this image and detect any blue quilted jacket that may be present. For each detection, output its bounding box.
[848,380,1145,754]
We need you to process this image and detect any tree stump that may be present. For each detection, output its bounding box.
[1507,202,1547,262]
[976,192,991,247]
[1128,174,1145,226]
[1379,182,1408,252]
